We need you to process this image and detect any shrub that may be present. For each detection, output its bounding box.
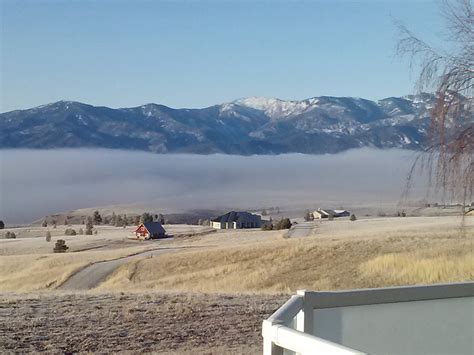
[45,231,51,242]
[350,214,357,221]
[42,220,48,227]
[4,231,16,239]
[261,223,273,231]
[78,228,84,235]
[0,220,4,229]
[64,228,77,236]
[53,239,68,253]
[401,211,407,217]
[93,229,98,235]
[275,218,292,230]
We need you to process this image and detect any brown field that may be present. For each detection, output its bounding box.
[0,292,286,354]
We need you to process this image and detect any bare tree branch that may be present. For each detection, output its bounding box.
[396,0,473,209]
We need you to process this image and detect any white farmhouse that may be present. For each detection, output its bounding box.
[211,211,262,229]
[313,208,350,219]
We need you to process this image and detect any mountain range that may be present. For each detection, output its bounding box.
[0,94,439,155]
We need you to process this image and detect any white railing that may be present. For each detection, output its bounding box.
[262,282,474,355]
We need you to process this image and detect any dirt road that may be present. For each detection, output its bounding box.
[287,221,316,238]
[58,248,178,290]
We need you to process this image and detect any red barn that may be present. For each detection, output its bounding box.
[134,222,166,240]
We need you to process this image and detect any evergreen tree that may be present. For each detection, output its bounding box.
[93,211,102,225]
[0,220,5,229]
[139,212,153,224]
[85,217,93,235]
[158,213,165,224]
[111,212,117,226]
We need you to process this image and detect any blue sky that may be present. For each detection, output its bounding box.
[1,0,442,112]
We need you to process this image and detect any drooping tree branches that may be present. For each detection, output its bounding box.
[397,0,473,205]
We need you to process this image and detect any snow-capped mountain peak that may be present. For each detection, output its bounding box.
[233,96,318,119]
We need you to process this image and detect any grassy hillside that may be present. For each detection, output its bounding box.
[98,229,473,293]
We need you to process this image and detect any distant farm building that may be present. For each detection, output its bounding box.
[313,208,350,219]
[134,222,166,240]
[211,211,262,229]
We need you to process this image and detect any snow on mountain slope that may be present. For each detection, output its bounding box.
[233,96,319,119]
[0,93,454,155]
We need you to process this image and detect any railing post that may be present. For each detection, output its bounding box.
[297,289,314,335]
[262,320,284,355]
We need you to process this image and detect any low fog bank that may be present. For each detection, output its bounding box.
[0,148,429,224]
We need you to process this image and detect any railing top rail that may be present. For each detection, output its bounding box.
[298,281,474,309]
[266,294,303,325]
[263,321,365,355]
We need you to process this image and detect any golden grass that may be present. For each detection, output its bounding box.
[359,249,473,285]
[0,246,152,292]
[1,217,472,293]
[98,231,473,294]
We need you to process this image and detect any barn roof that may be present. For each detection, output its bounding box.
[141,222,166,234]
[211,211,260,223]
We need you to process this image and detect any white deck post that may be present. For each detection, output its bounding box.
[262,320,284,355]
[296,289,314,335]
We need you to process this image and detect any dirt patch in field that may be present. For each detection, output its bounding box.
[0,292,287,353]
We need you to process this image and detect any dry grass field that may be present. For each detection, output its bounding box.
[0,216,472,293]
[0,215,472,353]
[99,225,473,293]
